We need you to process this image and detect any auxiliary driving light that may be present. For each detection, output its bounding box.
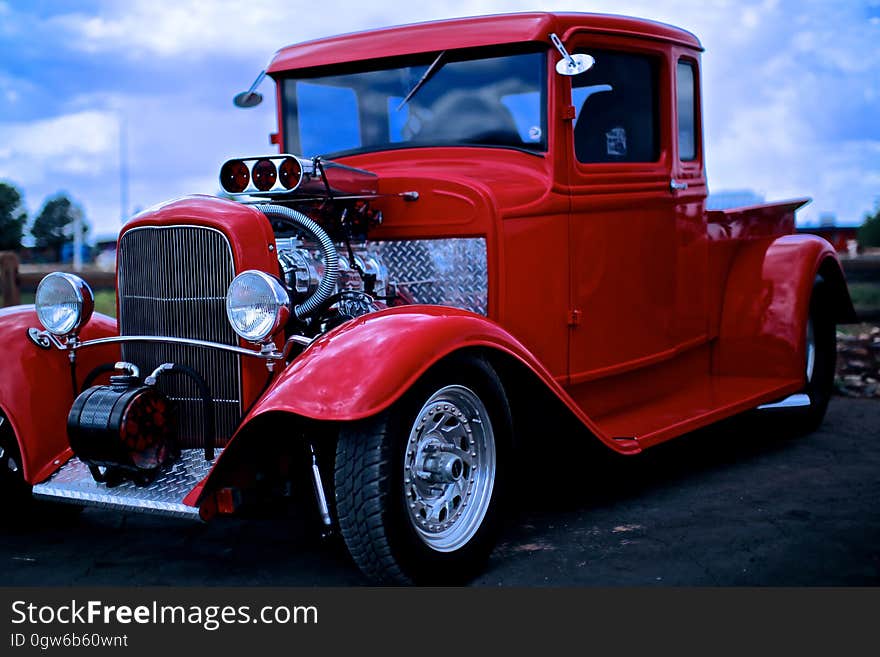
[278,156,303,190]
[219,159,250,193]
[252,159,277,191]
[35,272,94,336]
[225,270,291,343]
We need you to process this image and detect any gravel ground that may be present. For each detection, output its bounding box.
[1,396,877,586]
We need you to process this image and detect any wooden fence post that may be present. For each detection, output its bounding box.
[0,251,21,307]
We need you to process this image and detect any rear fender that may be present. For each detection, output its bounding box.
[713,234,854,379]
[0,307,119,483]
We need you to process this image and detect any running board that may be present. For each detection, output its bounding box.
[32,449,219,521]
[757,393,811,410]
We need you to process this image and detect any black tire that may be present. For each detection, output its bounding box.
[0,415,82,527]
[334,354,510,585]
[0,417,33,524]
[789,278,837,434]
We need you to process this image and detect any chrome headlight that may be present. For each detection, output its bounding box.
[225,270,290,343]
[35,273,94,336]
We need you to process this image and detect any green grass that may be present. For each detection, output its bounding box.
[93,290,116,316]
[848,282,880,309]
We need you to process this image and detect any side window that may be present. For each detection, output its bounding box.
[572,50,660,164]
[677,60,697,161]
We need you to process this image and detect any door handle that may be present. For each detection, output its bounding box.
[670,178,689,192]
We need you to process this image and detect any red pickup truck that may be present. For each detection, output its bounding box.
[0,12,855,584]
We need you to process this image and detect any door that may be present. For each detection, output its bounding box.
[564,39,708,385]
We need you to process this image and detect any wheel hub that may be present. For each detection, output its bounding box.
[403,386,496,552]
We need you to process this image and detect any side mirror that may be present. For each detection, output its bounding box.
[233,70,267,108]
[555,53,595,77]
[549,33,595,77]
[233,91,264,108]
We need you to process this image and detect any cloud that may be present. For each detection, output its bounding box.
[1,0,877,233]
[0,111,118,176]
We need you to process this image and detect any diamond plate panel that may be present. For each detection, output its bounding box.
[32,450,221,520]
[374,238,488,315]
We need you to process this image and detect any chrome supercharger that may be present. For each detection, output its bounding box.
[67,367,179,486]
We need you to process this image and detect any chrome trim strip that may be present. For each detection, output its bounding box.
[74,335,281,360]
[757,393,811,410]
[31,329,313,358]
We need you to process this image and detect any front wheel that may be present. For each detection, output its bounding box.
[334,355,510,584]
[1,415,82,527]
[0,418,32,521]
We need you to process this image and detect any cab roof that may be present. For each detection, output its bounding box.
[266,12,702,74]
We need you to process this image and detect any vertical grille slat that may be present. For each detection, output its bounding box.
[118,226,241,448]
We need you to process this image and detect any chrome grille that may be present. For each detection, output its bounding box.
[117,226,241,448]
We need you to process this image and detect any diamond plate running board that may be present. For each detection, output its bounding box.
[32,449,220,521]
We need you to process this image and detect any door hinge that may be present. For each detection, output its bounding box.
[561,105,576,121]
[567,309,582,326]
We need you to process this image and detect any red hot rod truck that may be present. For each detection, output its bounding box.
[0,12,856,584]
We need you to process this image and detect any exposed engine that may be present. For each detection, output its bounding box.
[263,200,394,332]
[276,236,392,326]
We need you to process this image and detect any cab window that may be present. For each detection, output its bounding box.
[677,60,697,161]
[571,50,660,164]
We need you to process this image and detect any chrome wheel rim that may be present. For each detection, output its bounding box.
[806,318,816,383]
[403,385,496,553]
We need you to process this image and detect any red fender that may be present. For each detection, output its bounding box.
[202,305,634,494]
[713,234,854,379]
[0,307,119,483]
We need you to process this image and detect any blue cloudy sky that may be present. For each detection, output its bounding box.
[1,0,878,240]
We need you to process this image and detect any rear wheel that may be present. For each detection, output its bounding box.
[790,279,837,433]
[334,355,510,584]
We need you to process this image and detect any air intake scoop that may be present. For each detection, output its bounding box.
[219,154,378,198]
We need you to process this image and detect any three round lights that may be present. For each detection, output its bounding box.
[219,157,303,194]
[35,273,94,336]
[225,270,291,343]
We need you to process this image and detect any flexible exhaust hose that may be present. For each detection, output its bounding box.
[256,204,339,320]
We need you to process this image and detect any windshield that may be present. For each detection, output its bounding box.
[280,46,547,158]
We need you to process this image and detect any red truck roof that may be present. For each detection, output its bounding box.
[266,12,702,74]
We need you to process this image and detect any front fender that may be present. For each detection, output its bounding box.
[252,305,544,421]
[0,306,119,483]
[714,234,854,379]
[194,306,646,506]
[210,306,631,481]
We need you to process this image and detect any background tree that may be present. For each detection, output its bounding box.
[31,193,89,262]
[859,201,880,248]
[0,182,27,251]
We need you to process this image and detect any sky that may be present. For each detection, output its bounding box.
[0,0,878,241]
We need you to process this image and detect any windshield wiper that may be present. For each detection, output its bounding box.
[396,51,446,111]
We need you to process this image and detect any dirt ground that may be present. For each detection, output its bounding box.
[1,396,877,586]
